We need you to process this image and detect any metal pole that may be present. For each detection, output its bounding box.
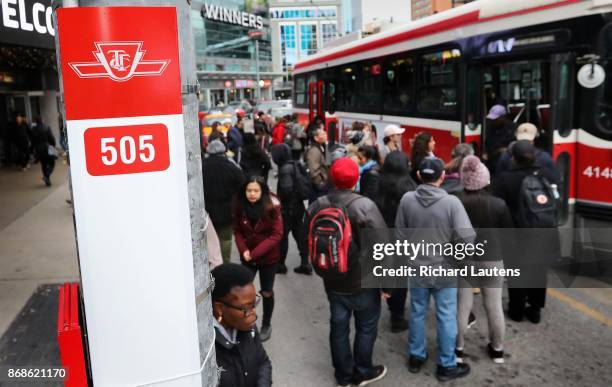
[255,39,261,102]
[52,1,217,386]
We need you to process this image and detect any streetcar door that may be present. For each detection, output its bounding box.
[463,64,483,155]
[550,52,576,228]
[308,80,317,123]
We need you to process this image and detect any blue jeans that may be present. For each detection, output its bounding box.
[408,287,457,368]
[327,289,381,385]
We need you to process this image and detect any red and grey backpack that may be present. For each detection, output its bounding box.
[307,195,360,280]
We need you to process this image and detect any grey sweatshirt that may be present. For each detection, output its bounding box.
[395,184,475,286]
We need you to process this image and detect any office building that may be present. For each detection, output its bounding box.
[191,0,283,107]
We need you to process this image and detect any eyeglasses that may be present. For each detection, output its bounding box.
[219,294,261,317]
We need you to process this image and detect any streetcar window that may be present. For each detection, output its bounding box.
[597,23,612,135]
[295,75,307,107]
[418,49,461,116]
[383,56,415,115]
[337,64,358,112]
[357,62,382,113]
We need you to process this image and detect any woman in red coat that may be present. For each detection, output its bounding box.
[233,175,283,341]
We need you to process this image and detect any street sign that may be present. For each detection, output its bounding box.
[57,7,203,386]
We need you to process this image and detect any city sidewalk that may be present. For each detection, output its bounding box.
[0,166,611,386]
[0,163,78,336]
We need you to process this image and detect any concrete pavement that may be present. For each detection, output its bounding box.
[0,165,611,386]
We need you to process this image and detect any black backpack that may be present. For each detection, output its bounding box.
[291,161,314,201]
[516,170,558,228]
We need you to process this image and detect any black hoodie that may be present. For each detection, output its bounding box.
[271,143,305,216]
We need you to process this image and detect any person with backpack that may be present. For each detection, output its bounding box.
[495,123,560,183]
[493,140,559,324]
[233,176,283,341]
[455,156,513,364]
[374,151,417,333]
[241,133,272,182]
[304,124,329,203]
[270,143,312,275]
[202,140,245,263]
[306,157,389,387]
[395,157,474,382]
[356,145,381,201]
[211,263,272,387]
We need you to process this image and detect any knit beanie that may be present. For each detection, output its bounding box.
[461,155,490,191]
[329,157,359,189]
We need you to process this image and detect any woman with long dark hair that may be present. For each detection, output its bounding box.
[410,132,436,183]
[374,151,417,332]
[233,176,283,341]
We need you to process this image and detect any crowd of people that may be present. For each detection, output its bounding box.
[1,112,59,186]
[200,106,560,387]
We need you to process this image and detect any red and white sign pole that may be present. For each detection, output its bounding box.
[55,4,216,386]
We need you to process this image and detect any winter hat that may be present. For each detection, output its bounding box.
[486,104,507,120]
[329,157,360,189]
[461,155,490,191]
[207,139,226,155]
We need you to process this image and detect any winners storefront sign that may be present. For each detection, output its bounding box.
[0,0,55,48]
[57,7,204,386]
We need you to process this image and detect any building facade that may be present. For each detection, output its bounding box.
[411,0,473,20]
[269,0,343,98]
[351,0,411,34]
[0,0,60,162]
[191,0,282,108]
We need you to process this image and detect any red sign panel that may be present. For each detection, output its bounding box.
[84,124,170,176]
[57,7,182,120]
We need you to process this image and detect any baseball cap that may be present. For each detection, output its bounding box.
[418,157,444,182]
[383,124,405,138]
[516,123,538,141]
[486,105,507,120]
[329,157,360,189]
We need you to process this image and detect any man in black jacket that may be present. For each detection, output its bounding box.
[493,140,558,324]
[271,143,311,275]
[212,263,272,387]
[306,157,389,387]
[203,140,245,262]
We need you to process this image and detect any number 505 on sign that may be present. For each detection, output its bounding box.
[84,124,170,176]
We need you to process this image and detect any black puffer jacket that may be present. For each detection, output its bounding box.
[241,146,271,179]
[202,155,245,227]
[215,327,272,387]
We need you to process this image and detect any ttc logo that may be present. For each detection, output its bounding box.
[68,42,170,82]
